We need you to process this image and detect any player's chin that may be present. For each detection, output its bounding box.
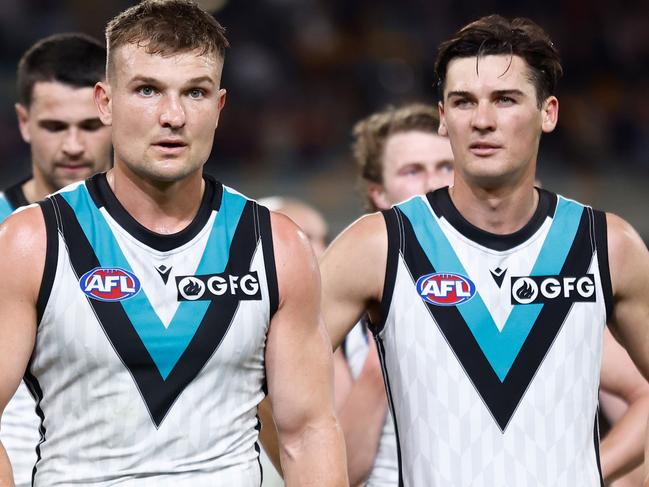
[148,159,202,183]
[53,167,95,189]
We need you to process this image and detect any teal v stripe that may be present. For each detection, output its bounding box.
[0,195,14,221]
[61,184,246,380]
[399,195,584,381]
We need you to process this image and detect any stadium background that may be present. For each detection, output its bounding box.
[0,0,647,237]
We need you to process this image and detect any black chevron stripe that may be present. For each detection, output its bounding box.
[398,207,596,430]
[52,193,260,427]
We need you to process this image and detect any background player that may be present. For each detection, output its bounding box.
[0,32,111,487]
[0,1,346,486]
[336,103,453,486]
[321,15,649,486]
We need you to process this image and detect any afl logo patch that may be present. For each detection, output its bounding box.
[416,272,476,306]
[80,267,141,302]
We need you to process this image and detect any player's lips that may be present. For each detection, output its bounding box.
[152,138,188,154]
[469,141,502,156]
[55,162,93,173]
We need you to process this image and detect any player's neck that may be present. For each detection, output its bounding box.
[22,174,55,204]
[107,166,205,235]
[448,178,539,235]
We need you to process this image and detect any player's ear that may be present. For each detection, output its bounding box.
[94,81,113,126]
[15,103,31,143]
[438,101,448,137]
[368,183,390,211]
[541,96,558,133]
[213,88,227,131]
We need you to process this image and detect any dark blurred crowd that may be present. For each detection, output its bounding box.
[0,0,647,223]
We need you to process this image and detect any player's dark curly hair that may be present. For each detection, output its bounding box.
[435,15,562,107]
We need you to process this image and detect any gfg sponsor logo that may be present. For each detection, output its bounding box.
[176,271,262,301]
[80,267,141,302]
[511,274,596,305]
[416,272,476,306]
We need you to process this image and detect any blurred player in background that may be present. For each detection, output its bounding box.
[336,103,453,486]
[0,1,346,485]
[259,197,329,259]
[0,32,111,487]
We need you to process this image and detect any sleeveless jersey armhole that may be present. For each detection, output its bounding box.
[373,208,402,335]
[257,203,279,319]
[36,197,59,325]
[592,209,613,320]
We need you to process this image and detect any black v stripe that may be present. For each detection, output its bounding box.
[51,193,260,427]
[398,207,597,430]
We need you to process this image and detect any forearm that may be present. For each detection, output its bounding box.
[338,368,388,485]
[258,397,283,476]
[0,442,15,487]
[280,416,349,487]
[601,396,649,482]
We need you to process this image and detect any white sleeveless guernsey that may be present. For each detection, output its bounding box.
[374,188,611,487]
[27,173,278,486]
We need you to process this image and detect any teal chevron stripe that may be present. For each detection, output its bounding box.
[399,195,584,381]
[61,184,246,379]
[0,194,14,222]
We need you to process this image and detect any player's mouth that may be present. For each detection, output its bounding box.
[469,141,502,157]
[55,162,93,175]
[152,138,188,155]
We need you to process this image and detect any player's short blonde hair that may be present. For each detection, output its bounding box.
[105,0,229,80]
[352,103,440,211]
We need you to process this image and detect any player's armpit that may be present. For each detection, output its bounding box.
[265,212,348,487]
[320,212,387,350]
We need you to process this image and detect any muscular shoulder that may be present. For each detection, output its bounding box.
[325,212,387,262]
[321,212,388,304]
[0,204,47,298]
[269,211,320,305]
[0,203,46,253]
[606,212,649,297]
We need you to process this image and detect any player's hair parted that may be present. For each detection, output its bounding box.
[435,15,563,107]
[352,103,440,212]
[17,33,106,107]
[105,0,229,80]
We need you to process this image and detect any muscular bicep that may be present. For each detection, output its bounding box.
[0,207,46,415]
[601,327,649,402]
[320,213,387,350]
[264,212,335,439]
[605,213,649,381]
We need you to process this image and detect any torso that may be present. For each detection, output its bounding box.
[28,173,278,486]
[375,187,611,487]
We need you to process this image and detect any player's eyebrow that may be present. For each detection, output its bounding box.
[492,89,525,97]
[446,90,475,99]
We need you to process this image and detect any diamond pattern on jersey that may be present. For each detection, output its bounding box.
[52,185,256,426]
[394,196,595,430]
[398,196,583,381]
